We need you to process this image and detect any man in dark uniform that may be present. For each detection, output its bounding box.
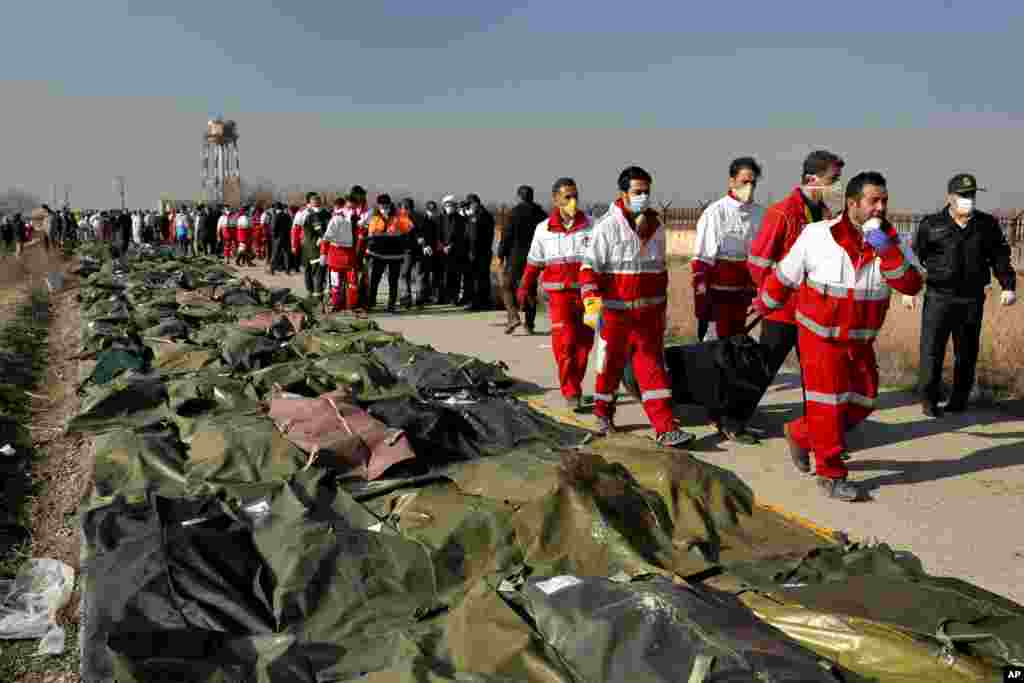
[498,185,547,333]
[437,194,466,305]
[910,173,1017,416]
[418,200,441,305]
[462,193,495,311]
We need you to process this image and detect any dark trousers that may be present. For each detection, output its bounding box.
[271,232,292,273]
[400,253,417,305]
[443,256,465,304]
[369,257,403,309]
[919,292,984,405]
[500,267,536,329]
[462,256,492,309]
[303,260,325,295]
[760,319,800,384]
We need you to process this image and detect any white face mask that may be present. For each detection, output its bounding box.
[628,194,650,213]
[732,183,754,203]
[955,197,975,213]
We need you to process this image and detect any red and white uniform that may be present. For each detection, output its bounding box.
[748,188,829,325]
[758,215,922,479]
[235,211,251,252]
[252,210,266,259]
[692,193,764,337]
[580,200,674,434]
[321,208,365,310]
[519,210,595,400]
[291,205,310,256]
[219,211,236,259]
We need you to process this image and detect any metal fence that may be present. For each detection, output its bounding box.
[491,205,1024,270]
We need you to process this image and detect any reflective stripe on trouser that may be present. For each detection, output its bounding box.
[712,299,752,338]
[223,238,236,259]
[593,306,674,434]
[328,268,360,310]
[548,292,594,399]
[786,328,878,480]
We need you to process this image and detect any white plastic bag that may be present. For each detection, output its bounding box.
[0,559,75,656]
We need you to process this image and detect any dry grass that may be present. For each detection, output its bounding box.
[667,263,1024,399]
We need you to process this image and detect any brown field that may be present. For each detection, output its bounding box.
[666,265,1024,399]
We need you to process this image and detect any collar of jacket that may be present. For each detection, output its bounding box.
[547,208,588,233]
[612,198,659,241]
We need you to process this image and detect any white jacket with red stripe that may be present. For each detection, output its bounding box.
[760,215,923,343]
[519,210,593,295]
[579,201,668,311]
[692,194,763,313]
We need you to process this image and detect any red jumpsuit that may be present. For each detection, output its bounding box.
[321,208,364,310]
[580,200,674,434]
[759,215,922,479]
[518,210,595,400]
[252,211,266,259]
[691,193,764,338]
[221,211,237,259]
[235,213,251,256]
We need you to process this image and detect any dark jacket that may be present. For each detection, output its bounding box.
[200,211,219,242]
[912,208,1016,298]
[438,212,466,257]
[499,200,547,273]
[465,208,495,264]
[272,209,291,238]
[419,212,441,252]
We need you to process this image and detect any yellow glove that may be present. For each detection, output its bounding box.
[583,297,602,330]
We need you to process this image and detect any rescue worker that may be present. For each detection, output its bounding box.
[748,150,846,384]
[253,206,267,261]
[500,185,547,334]
[580,165,695,448]
[292,192,328,296]
[175,209,190,257]
[438,194,467,305]
[398,198,421,309]
[219,207,235,262]
[344,186,373,309]
[692,156,766,444]
[754,171,923,501]
[462,194,495,311]
[417,200,441,305]
[906,173,1017,417]
[365,194,413,313]
[235,207,252,266]
[517,177,595,411]
[321,197,364,311]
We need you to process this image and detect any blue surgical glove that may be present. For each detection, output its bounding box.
[864,227,891,251]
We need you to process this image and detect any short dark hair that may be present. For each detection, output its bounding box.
[425,200,438,210]
[729,157,762,180]
[802,150,844,180]
[517,185,534,202]
[400,198,415,211]
[376,193,392,206]
[305,191,319,202]
[551,177,577,195]
[350,185,366,197]
[617,166,652,193]
[466,193,481,205]
[845,171,887,201]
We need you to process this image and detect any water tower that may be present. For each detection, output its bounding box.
[201,117,241,206]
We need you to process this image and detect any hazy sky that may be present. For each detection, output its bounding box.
[3,0,1023,210]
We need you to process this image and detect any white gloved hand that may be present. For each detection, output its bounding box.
[423,246,433,257]
[319,255,326,267]
[902,294,916,309]
[1001,290,1017,306]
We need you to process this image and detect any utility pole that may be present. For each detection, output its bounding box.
[113,176,126,210]
[64,184,71,209]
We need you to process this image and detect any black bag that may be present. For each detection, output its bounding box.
[623,332,771,423]
[514,574,841,682]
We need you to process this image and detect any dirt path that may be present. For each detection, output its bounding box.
[0,245,85,683]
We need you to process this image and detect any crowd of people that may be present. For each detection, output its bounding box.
[4,153,1017,503]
